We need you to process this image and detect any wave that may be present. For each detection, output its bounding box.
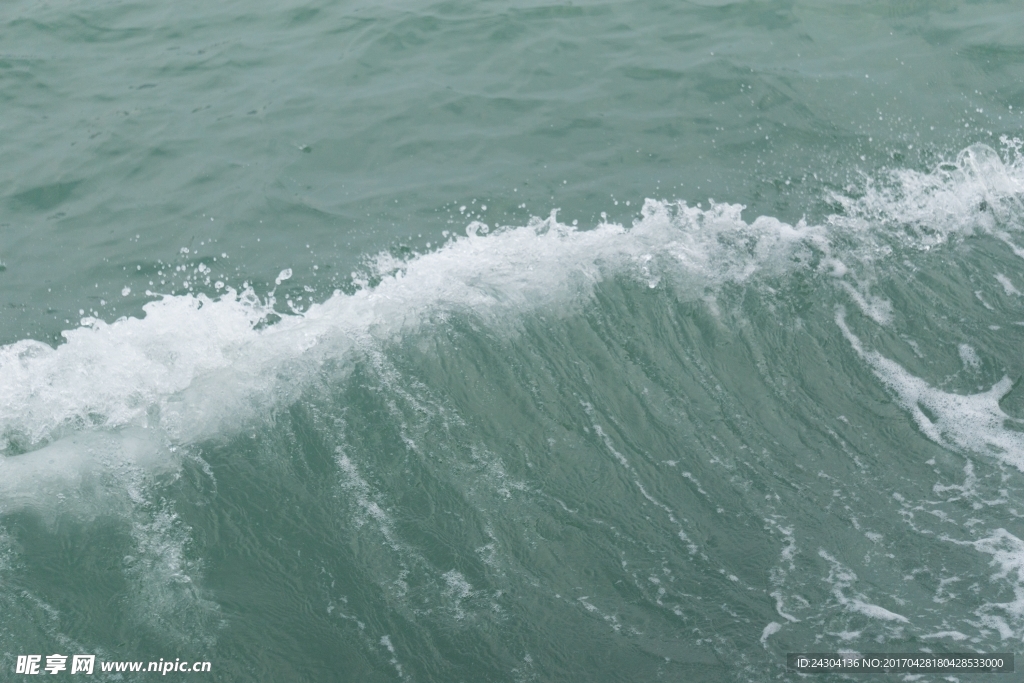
[2,141,1023,484]
[2,140,1024,677]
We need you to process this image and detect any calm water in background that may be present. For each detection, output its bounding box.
[2,1,1024,680]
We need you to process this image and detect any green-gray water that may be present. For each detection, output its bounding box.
[3,1,1024,681]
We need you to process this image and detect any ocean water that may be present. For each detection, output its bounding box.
[2,0,1024,680]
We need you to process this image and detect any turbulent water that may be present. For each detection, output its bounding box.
[2,1,1024,681]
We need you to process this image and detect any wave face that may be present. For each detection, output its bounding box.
[3,140,1024,680]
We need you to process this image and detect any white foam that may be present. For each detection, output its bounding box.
[760,621,782,644]
[996,273,1020,296]
[847,599,910,623]
[958,344,981,370]
[838,280,894,325]
[838,302,1024,638]
[920,631,969,641]
[379,635,404,678]
[837,308,1024,471]
[770,590,800,622]
[945,529,1024,639]
[819,549,910,624]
